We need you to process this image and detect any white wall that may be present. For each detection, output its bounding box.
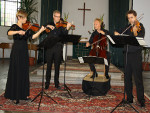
[0,0,109,58]
[133,0,150,47]
[0,0,41,58]
[62,0,109,56]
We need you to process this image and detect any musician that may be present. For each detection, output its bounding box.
[114,10,145,107]
[86,18,110,79]
[45,10,71,89]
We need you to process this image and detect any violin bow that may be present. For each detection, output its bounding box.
[25,23,33,33]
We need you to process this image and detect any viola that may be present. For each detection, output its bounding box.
[89,34,107,58]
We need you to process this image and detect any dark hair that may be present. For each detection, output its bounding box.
[126,10,137,17]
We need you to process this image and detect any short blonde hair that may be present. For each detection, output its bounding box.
[94,18,102,25]
[16,9,27,19]
[53,10,60,16]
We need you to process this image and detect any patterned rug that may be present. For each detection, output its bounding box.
[0,82,150,113]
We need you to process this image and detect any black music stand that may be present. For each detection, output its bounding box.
[38,36,61,49]
[78,56,108,99]
[61,34,81,98]
[31,47,57,111]
[107,35,146,113]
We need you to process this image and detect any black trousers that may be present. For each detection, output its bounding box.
[124,50,145,102]
[45,43,63,87]
[89,51,110,76]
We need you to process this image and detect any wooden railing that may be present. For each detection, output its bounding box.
[0,43,38,64]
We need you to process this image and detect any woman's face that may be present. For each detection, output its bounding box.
[18,16,27,24]
[94,20,101,30]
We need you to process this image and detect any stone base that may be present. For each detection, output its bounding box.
[82,72,111,96]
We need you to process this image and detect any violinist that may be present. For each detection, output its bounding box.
[114,10,145,107]
[4,9,46,104]
[45,10,72,90]
[86,18,110,79]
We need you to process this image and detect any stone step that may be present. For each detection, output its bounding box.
[30,77,124,86]
[36,69,122,80]
[31,60,124,86]
[30,70,124,86]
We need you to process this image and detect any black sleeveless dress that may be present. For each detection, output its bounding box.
[4,24,32,100]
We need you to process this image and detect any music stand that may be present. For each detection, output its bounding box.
[31,47,57,111]
[61,34,81,98]
[78,56,108,99]
[107,35,146,113]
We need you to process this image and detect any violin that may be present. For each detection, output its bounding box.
[55,22,75,29]
[22,21,40,32]
[131,20,141,32]
[22,21,51,33]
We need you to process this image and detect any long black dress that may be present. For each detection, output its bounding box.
[4,24,31,100]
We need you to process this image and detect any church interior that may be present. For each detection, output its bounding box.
[0,0,150,112]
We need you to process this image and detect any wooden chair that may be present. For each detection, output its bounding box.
[28,44,38,65]
[0,43,13,62]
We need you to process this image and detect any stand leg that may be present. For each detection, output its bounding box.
[31,48,57,111]
[63,43,72,98]
[111,99,139,113]
[31,92,42,102]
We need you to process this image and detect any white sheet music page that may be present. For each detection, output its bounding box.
[136,37,147,46]
[106,35,115,44]
[78,57,84,63]
[104,58,108,66]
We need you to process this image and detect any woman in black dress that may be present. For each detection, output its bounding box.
[4,10,45,104]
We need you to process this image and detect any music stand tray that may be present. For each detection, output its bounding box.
[107,35,147,46]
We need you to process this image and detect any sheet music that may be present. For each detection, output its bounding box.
[136,37,147,46]
[106,35,115,44]
[104,58,108,66]
[78,57,84,63]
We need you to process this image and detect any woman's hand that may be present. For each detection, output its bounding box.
[39,26,46,33]
[18,30,25,35]
[97,30,105,35]
[32,26,46,39]
[86,42,90,47]
[114,31,120,35]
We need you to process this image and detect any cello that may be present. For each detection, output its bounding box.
[89,34,107,59]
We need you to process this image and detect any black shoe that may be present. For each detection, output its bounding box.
[105,75,109,79]
[15,100,20,104]
[25,97,31,100]
[127,98,133,103]
[45,84,49,89]
[90,73,98,78]
[139,100,145,107]
[55,85,61,89]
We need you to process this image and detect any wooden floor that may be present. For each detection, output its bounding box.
[0,58,150,113]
